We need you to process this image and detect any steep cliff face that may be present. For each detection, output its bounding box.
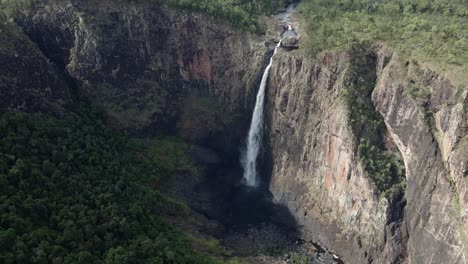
[266,49,392,264]
[12,0,265,139]
[373,48,467,264]
[266,46,467,263]
[0,17,67,113]
[3,1,467,263]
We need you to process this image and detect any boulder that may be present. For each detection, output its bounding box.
[281,36,299,49]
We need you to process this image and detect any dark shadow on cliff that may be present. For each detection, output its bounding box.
[222,178,301,256]
[204,159,301,255]
[193,41,303,255]
[168,139,301,256]
[225,184,298,231]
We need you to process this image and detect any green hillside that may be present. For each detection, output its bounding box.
[299,0,468,82]
[0,104,226,263]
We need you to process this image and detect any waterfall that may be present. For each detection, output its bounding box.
[241,40,282,187]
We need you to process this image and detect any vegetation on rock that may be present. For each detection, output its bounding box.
[159,0,283,30]
[299,0,468,71]
[0,103,226,263]
[1,0,283,31]
[342,46,406,196]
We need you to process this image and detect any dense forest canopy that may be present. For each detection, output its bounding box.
[0,0,466,263]
[0,1,284,262]
[299,0,468,74]
[0,106,226,263]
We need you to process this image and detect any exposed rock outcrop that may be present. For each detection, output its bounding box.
[373,48,467,264]
[266,45,467,263]
[266,49,389,263]
[11,0,265,138]
[0,18,67,113]
[2,1,466,263]
[281,36,299,50]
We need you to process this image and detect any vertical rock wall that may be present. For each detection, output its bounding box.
[3,1,467,262]
[0,18,67,113]
[266,45,467,263]
[12,0,266,135]
[373,48,467,264]
[266,49,392,263]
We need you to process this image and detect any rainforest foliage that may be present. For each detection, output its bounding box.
[0,105,223,264]
[299,0,468,68]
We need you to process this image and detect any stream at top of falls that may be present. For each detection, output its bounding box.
[226,2,345,263]
[240,1,299,187]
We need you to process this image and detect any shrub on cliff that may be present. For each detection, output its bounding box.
[342,46,406,196]
[160,0,283,31]
[299,0,468,70]
[1,0,284,31]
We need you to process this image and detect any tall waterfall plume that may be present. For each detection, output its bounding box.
[241,40,282,187]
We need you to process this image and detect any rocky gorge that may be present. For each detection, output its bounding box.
[267,44,467,263]
[0,0,466,263]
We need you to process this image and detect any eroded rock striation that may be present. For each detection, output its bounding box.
[11,0,265,138]
[1,1,467,263]
[266,45,467,263]
[0,18,67,113]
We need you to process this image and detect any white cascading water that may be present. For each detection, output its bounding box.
[241,40,282,187]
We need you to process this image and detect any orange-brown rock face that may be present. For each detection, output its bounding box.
[6,1,466,263]
[373,49,467,264]
[188,49,212,82]
[266,50,387,264]
[13,1,265,134]
[266,46,467,264]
